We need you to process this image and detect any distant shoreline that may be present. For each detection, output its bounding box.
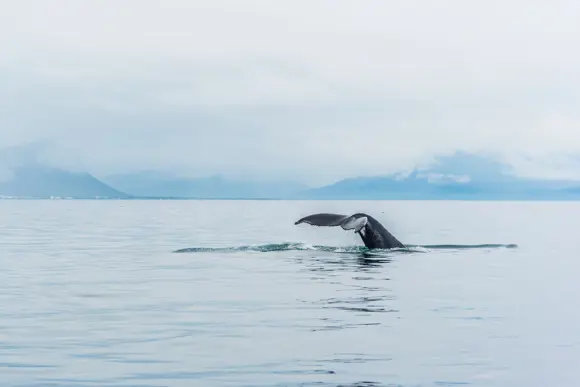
[2,197,580,202]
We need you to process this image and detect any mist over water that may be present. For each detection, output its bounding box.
[1,199,579,386]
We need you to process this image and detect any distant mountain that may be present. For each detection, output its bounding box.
[102,171,309,199]
[3,145,580,200]
[299,152,580,200]
[0,163,130,199]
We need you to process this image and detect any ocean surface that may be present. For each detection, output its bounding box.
[1,200,579,387]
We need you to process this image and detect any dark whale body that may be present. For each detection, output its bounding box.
[294,212,405,249]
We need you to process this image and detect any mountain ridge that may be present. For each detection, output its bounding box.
[0,163,130,199]
[101,171,309,199]
[297,152,580,200]
[2,151,580,200]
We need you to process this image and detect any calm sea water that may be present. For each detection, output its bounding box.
[1,200,579,387]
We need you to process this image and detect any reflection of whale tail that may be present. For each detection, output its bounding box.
[294,213,368,233]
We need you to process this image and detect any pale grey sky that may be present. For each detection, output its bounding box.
[1,0,579,184]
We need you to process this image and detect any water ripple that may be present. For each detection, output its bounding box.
[0,200,577,387]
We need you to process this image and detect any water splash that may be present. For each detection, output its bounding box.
[173,242,517,254]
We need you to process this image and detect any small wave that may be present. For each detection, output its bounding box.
[173,242,517,254]
[173,243,367,254]
[412,244,518,249]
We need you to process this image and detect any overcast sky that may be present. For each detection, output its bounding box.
[1,0,579,184]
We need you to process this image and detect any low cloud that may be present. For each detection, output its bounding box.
[1,0,580,184]
[0,165,13,182]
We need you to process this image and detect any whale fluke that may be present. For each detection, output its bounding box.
[294,213,367,231]
[295,212,405,249]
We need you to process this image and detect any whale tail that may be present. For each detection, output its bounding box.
[295,212,405,250]
[294,213,368,233]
